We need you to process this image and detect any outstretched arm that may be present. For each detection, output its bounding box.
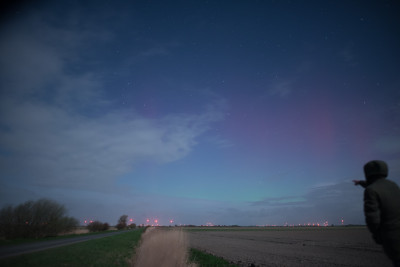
[353,180,367,188]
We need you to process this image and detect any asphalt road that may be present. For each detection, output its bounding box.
[0,230,131,259]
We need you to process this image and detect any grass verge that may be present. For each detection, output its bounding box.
[0,229,145,267]
[189,248,239,267]
[0,230,119,247]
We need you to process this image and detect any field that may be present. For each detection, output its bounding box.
[186,226,393,267]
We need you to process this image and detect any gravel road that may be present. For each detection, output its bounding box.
[0,230,130,259]
[188,228,393,267]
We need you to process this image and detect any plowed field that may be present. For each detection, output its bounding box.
[188,227,393,267]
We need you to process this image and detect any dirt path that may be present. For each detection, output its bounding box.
[188,228,393,267]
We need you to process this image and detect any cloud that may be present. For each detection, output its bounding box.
[0,102,223,189]
[0,9,225,194]
[206,134,234,149]
[251,196,307,207]
[0,4,232,226]
[239,181,365,225]
[0,9,111,110]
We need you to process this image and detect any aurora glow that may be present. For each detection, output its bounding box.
[1,0,399,226]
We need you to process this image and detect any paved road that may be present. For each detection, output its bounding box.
[0,230,131,259]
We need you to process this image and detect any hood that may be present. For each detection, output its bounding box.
[364,160,388,185]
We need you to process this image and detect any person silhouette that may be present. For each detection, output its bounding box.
[353,160,400,266]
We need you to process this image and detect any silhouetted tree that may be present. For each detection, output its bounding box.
[0,199,78,239]
[116,214,128,230]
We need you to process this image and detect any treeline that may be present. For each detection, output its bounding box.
[86,214,136,232]
[87,221,109,232]
[0,198,78,239]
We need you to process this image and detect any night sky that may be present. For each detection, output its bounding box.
[1,0,399,226]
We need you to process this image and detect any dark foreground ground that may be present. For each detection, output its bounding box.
[188,227,393,267]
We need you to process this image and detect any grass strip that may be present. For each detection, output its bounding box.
[189,248,239,267]
[0,230,121,247]
[0,229,145,267]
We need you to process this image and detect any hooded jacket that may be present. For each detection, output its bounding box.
[364,177,400,233]
[362,160,400,263]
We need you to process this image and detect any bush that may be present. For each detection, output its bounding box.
[116,215,128,230]
[116,222,125,230]
[128,223,136,229]
[87,221,109,232]
[0,199,79,239]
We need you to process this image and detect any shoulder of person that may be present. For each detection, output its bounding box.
[384,179,400,189]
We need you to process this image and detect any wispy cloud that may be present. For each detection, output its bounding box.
[250,196,307,207]
[207,134,234,149]
[0,102,224,189]
[0,10,225,194]
[237,181,365,225]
